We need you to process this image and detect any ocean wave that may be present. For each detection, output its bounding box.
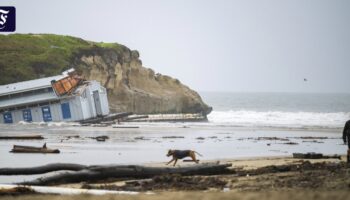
[16,121,80,127]
[207,110,350,129]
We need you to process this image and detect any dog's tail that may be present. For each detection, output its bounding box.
[194,151,203,157]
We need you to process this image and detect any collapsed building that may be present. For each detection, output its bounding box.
[0,69,109,123]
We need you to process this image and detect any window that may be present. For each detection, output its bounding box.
[3,112,13,123]
[22,109,32,122]
[41,106,52,122]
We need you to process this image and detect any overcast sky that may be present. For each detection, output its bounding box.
[3,0,350,93]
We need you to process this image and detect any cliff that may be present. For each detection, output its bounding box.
[0,34,212,115]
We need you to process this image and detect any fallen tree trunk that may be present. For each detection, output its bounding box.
[0,163,87,175]
[14,163,232,186]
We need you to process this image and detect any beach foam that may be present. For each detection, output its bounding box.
[208,110,350,129]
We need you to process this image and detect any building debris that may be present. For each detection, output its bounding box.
[51,72,83,96]
[79,112,132,124]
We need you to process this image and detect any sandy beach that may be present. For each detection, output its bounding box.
[1,155,349,200]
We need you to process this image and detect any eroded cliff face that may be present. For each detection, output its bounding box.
[72,46,212,115]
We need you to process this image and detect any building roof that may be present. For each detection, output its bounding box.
[0,92,60,109]
[0,74,68,96]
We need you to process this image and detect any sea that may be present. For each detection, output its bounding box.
[0,92,349,183]
[201,92,350,130]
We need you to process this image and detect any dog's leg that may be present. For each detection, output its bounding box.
[191,155,199,163]
[166,158,175,165]
[173,159,178,166]
[190,152,199,163]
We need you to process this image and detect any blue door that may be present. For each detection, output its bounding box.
[22,109,32,122]
[41,106,52,122]
[61,102,71,119]
[3,112,13,123]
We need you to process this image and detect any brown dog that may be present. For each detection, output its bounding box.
[166,149,202,166]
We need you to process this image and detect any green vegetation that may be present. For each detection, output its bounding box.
[0,34,123,85]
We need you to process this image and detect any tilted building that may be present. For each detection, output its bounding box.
[0,69,109,123]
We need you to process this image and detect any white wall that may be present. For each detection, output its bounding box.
[85,81,109,117]
[31,107,43,122]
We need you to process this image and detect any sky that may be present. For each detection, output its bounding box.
[2,0,350,93]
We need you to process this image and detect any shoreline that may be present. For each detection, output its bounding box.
[0,123,345,169]
[0,120,344,133]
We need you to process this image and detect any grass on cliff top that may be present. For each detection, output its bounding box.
[0,34,123,85]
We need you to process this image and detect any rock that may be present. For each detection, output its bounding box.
[74,46,212,115]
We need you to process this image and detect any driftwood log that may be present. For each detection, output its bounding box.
[10,145,60,154]
[0,135,44,140]
[0,163,232,186]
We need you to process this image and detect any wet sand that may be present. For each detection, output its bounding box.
[0,122,346,184]
[0,122,348,200]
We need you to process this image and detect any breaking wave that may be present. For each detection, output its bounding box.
[16,121,79,127]
[207,110,350,129]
